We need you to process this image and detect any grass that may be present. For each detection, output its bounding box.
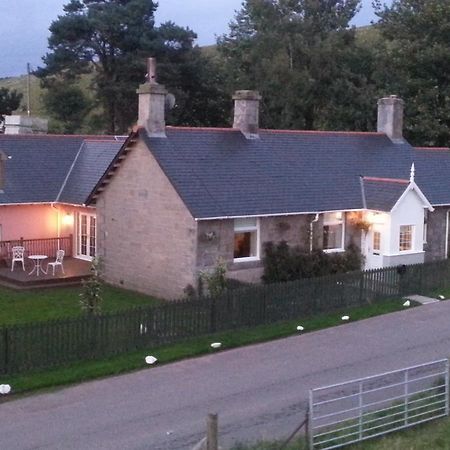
[229,414,450,449]
[0,298,412,396]
[0,284,161,326]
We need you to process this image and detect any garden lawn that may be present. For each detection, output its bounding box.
[0,285,161,326]
[231,414,450,449]
[0,298,414,395]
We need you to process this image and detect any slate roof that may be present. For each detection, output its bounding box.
[142,127,416,219]
[361,177,409,212]
[413,147,450,206]
[0,134,124,205]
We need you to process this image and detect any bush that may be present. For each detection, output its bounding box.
[262,241,362,283]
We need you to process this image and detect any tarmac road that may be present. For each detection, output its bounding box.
[1,301,450,449]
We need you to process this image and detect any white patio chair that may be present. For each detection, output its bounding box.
[47,249,65,276]
[11,246,25,272]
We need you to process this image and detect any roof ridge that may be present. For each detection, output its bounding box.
[260,129,383,136]
[363,176,409,184]
[164,126,383,136]
[415,146,450,151]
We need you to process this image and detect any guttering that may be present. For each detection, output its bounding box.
[0,201,94,208]
[194,208,364,221]
[51,202,61,239]
[446,210,450,259]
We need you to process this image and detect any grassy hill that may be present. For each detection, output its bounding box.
[0,74,47,118]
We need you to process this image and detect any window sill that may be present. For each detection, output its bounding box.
[384,250,425,257]
[323,248,345,254]
[233,256,260,263]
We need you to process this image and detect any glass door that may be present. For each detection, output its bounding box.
[78,213,96,259]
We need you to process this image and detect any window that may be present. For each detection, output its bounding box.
[423,212,428,244]
[78,213,96,259]
[399,225,414,252]
[234,218,259,260]
[373,231,381,254]
[323,212,344,251]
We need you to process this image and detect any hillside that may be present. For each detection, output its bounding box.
[0,74,46,118]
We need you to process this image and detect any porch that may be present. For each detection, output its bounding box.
[0,237,92,289]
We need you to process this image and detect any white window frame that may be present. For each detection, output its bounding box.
[373,230,381,255]
[77,212,97,260]
[323,212,345,253]
[399,224,414,252]
[423,211,428,244]
[233,218,260,262]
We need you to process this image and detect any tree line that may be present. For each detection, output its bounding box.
[2,0,450,147]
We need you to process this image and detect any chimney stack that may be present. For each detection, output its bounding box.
[377,95,404,143]
[233,90,261,139]
[136,58,167,137]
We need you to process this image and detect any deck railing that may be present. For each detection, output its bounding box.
[0,236,72,264]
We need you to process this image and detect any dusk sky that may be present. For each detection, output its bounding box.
[1,0,387,78]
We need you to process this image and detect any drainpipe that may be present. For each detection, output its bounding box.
[51,203,61,251]
[309,214,319,253]
[446,210,450,259]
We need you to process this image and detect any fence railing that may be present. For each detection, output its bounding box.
[0,236,72,264]
[309,359,449,449]
[0,258,449,375]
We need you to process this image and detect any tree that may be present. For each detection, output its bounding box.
[43,82,91,133]
[36,0,228,133]
[374,0,450,146]
[217,0,378,131]
[0,88,23,131]
[79,257,103,315]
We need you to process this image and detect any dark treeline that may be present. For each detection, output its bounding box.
[2,0,450,146]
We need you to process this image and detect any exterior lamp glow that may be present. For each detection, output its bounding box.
[62,213,74,226]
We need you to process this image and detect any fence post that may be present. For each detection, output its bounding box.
[210,297,217,333]
[2,328,8,375]
[206,413,218,450]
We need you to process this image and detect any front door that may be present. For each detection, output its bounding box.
[77,213,96,260]
[364,225,384,270]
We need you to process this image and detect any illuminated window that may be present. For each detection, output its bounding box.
[373,231,381,254]
[323,212,344,251]
[399,225,413,252]
[234,218,259,260]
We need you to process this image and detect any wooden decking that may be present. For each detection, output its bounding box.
[0,257,92,289]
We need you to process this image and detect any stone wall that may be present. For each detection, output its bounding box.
[96,139,197,299]
[196,214,322,284]
[425,207,449,262]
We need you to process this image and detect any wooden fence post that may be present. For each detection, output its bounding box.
[206,413,218,450]
[2,328,8,375]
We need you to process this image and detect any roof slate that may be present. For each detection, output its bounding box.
[0,134,123,205]
[362,178,409,212]
[143,128,415,218]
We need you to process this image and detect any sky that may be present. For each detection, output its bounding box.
[0,0,386,78]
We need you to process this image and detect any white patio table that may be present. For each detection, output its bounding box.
[28,255,48,276]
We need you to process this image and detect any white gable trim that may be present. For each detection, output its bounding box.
[391,182,434,213]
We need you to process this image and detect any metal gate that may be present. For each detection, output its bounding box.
[309,359,449,449]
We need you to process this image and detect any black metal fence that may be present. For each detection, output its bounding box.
[1,259,449,375]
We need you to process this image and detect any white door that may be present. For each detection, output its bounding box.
[364,225,384,270]
[78,213,96,260]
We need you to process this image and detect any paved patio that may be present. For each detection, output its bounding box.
[0,257,92,289]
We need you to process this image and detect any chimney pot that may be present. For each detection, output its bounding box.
[377,95,404,143]
[137,58,167,137]
[232,90,261,139]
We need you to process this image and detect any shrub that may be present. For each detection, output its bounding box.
[262,241,362,283]
[79,257,103,315]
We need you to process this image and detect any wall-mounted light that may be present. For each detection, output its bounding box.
[335,211,343,220]
[62,212,74,226]
[366,212,385,225]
